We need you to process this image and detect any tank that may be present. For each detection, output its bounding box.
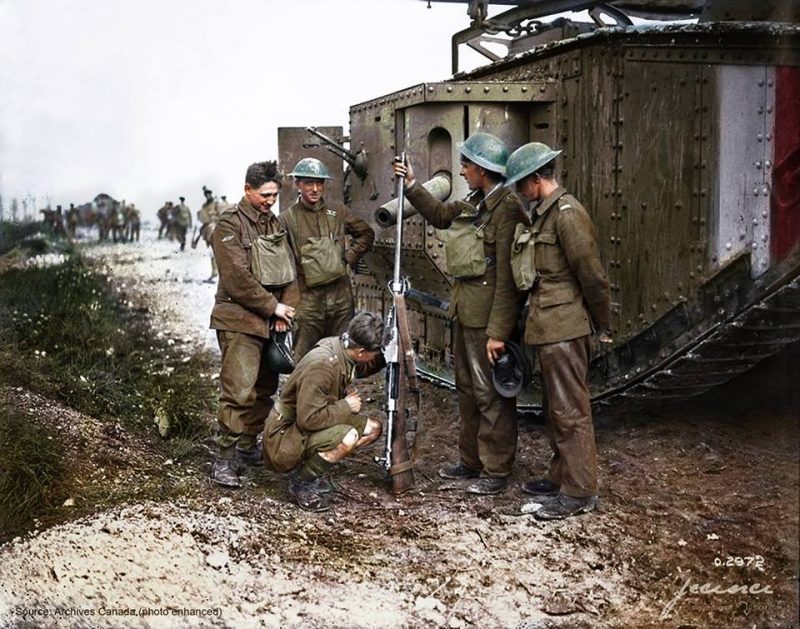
[278,0,800,413]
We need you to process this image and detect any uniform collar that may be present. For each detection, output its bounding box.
[534,185,568,216]
[482,183,511,212]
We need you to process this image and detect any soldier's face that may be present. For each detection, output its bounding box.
[516,174,540,201]
[245,182,280,213]
[297,179,325,205]
[459,158,484,191]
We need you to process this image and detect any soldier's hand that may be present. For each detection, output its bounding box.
[274,303,295,325]
[273,318,289,333]
[486,338,505,366]
[597,331,613,344]
[392,156,415,188]
[345,391,362,414]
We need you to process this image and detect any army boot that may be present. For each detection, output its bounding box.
[211,446,241,488]
[288,475,332,512]
[236,436,264,467]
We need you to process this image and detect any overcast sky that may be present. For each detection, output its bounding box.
[0,0,487,219]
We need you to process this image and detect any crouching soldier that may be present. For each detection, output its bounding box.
[263,312,386,512]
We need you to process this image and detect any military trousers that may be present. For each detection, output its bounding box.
[536,335,598,498]
[453,322,518,477]
[215,330,278,448]
[293,276,354,360]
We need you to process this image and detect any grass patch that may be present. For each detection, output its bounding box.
[0,255,216,441]
[0,401,66,540]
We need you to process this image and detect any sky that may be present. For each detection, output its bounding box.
[0,0,490,220]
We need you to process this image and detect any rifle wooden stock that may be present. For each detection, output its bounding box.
[387,293,418,494]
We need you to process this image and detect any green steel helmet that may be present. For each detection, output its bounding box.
[504,142,563,186]
[491,341,532,398]
[458,132,510,176]
[289,157,331,180]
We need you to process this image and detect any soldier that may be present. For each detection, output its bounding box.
[174,196,192,250]
[393,132,529,495]
[66,203,79,239]
[209,161,298,488]
[280,158,374,359]
[193,186,221,282]
[109,201,125,243]
[53,205,67,239]
[263,311,385,512]
[504,142,612,519]
[219,195,235,213]
[157,201,173,239]
[127,203,141,243]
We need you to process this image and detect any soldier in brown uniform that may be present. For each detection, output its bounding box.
[393,132,529,495]
[263,312,385,512]
[504,142,612,519]
[209,161,299,488]
[279,158,374,360]
[193,185,221,282]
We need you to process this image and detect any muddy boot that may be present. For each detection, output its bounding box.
[313,476,336,495]
[521,478,560,496]
[288,475,332,512]
[236,438,263,467]
[534,493,597,520]
[211,446,241,488]
[465,477,507,495]
[438,462,480,480]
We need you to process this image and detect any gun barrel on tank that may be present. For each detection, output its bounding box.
[375,172,452,227]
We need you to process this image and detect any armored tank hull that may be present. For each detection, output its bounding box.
[279,1,800,411]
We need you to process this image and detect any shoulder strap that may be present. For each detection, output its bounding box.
[235,206,252,247]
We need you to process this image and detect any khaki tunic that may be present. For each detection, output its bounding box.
[279,197,374,357]
[210,198,299,338]
[405,182,528,340]
[263,337,384,472]
[524,187,610,345]
[405,181,528,477]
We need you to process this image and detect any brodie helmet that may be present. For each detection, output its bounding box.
[289,158,331,180]
[458,132,510,175]
[491,341,532,398]
[265,330,295,374]
[504,142,563,187]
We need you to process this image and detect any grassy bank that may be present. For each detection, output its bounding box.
[0,253,217,539]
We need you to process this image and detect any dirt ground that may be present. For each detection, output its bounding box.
[0,229,797,628]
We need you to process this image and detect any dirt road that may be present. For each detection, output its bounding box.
[1,228,797,628]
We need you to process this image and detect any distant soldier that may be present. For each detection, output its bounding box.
[504,142,611,520]
[263,312,385,512]
[193,186,221,281]
[280,157,374,360]
[66,203,79,239]
[110,202,125,243]
[218,195,235,213]
[209,161,298,488]
[393,132,529,496]
[157,201,173,239]
[174,196,192,251]
[127,203,141,243]
[52,205,67,239]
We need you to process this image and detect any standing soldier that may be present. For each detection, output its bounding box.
[66,203,79,239]
[504,142,611,519]
[174,196,192,251]
[53,205,67,239]
[219,195,235,213]
[280,158,374,359]
[157,201,173,239]
[193,186,221,281]
[263,312,385,512]
[109,201,125,243]
[127,203,141,243]
[209,160,298,488]
[393,132,529,495]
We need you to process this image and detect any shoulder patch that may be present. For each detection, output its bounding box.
[221,234,234,242]
[558,203,573,212]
